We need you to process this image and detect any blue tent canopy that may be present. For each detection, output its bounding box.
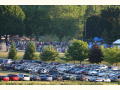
[93,37,103,41]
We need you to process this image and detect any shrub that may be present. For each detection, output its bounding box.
[102,47,120,65]
[67,39,88,64]
[65,51,72,60]
[40,45,58,61]
[23,41,36,60]
[88,44,103,64]
[8,42,17,60]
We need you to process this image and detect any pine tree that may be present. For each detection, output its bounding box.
[23,41,36,60]
[8,42,17,60]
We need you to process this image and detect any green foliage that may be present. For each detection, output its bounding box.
[8,42,17,60]
[23,41,36,60]
[0,5,26,36]
[48,6,87,40]
[0,5,119,42]
[101,7,120,42]
[40,45,58,61]
[21,5,87,40]
[67,39,88,63]
[88,45,103,64]
[21,6,51,37]
[102,47,120,65]
[86,6,120,42]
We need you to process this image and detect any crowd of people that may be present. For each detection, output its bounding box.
[0,36,115,52]
[10,40,69,53]
[35,41,68,52]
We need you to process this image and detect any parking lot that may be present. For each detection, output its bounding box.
[0,59,120,83]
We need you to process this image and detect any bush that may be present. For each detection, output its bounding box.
[8,42,17,60]
[65,51,72,60]
[40,45,58,61]
[102,47,120,65]
[23,41,36,60]
[88,44,103,64]
[67,39,88,64]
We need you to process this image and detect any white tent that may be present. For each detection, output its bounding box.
[113,39,120,48]
[113,39,120,45]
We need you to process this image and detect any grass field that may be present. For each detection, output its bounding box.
[0,51,82,63]
[0,51,40,60]
[0,51,119,65]
[0,81,119,85]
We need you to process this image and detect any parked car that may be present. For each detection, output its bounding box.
[18,74,30,81]
[0,76,10,81]
[88,70,98,76]
[95,77,111,82]
[40,75,53,81]
[62,74,71,80]
[38,68,49,74]
[88,76,97,82]
[103,77,111,82]
[51,74,63,81]
[95,77,104,82]
[30,75,41,81]
[110,76,118,82]
[69,75,77,80]
[97,72,108,77]
[82,76,92,81]
[8,74,20,81]
[76,75,84,81]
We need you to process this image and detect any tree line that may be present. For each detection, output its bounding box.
[8,40,120,65]
[0,5,119,42]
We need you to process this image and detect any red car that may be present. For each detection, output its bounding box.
[8,74,20,81]
[0,76,10,81]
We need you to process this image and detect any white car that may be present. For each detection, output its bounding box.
[103,78,111,82]
[112,67,119,70]
[95,77,111,82]
[88,70,98,76]
[18,74,30,81]
[99,65,108,70]
[23,75,31,81]
[95,77,104,82]
[46,76,53,81]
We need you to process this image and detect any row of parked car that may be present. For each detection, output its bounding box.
[0,74,55,81]
[0,59,120,82]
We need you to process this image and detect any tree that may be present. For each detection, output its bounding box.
[86,15,102,39]
[21,6,51,38]
[8,42,17,60]
[23,41,36,60]
[67,39,88,64]
[88,44,103,64]
[85,6,120,42]
[40,45,58,61]
[102,47,120,65]
[22,5,87,40]
[0,6,26,38]
[49,6,86,40]
[101,7,120,42]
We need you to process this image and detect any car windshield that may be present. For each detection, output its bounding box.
[24,75,29,77]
